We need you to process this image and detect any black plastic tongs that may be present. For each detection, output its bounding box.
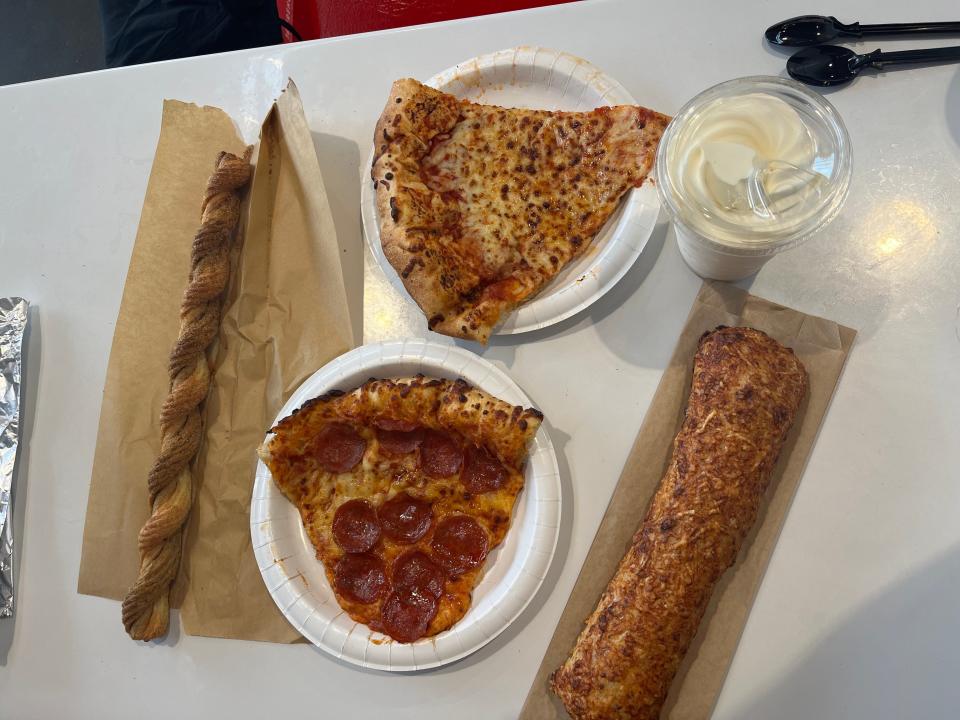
[765,15,960,86]
[766,15,960,46]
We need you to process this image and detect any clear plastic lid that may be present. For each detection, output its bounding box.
[656,76,853,255]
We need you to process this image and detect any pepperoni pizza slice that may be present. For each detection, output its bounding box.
[372,78,670,344]
[257,376,543,643]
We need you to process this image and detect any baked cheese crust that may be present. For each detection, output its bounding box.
[551,328,807,720]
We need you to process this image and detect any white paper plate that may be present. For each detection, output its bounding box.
[360,46,661,336]
[251,340,561,670]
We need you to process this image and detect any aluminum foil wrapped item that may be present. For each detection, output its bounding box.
[0,297,28,618]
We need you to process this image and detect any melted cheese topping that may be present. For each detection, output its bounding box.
[371,79,671,342]
[421,105,659,302]
[259,377,540,640]
[329,426,520,635]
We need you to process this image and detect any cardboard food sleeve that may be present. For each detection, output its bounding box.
[78,80,355,643]
[521,281,856,719]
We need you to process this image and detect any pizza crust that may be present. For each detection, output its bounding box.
[371,78,670,343]
[258,375,543,641]
[438,379,543,469]
[373,81,468,333]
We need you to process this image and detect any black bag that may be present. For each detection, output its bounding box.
[100,0,283,67]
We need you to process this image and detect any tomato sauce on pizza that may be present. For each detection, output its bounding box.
[372,78,670,343]
[257,376,543,642]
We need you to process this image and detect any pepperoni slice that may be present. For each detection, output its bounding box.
[380,591,439,643]
[461,444,508,494]
[379,492,433,543]
[374,416,419,433]
[431,515,489,576]
[419,429,463,478]
[334,553,387,604]
[332,499,381,553]
[376,427,424,456]
[312,423,366,473]
[392,550,444,602]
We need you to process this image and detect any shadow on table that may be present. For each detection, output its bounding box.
[425,418,573,677]
[482,215,672,369]
[311,131,364,344]
[946,67,960,150]
[0,306,40,666]
[157,609,182,647]
[588,220,700,371]
[728,544,960,720]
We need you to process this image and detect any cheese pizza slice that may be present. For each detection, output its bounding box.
[372,78,670,343]
[257,376,543,643]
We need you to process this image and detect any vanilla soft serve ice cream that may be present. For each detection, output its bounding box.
[672,94,825,232]
[656,78,852,280]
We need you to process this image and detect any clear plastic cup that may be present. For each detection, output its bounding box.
[656,76,853,281]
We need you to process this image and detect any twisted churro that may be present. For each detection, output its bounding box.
[121,150,251,640]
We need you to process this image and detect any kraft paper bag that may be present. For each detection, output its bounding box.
[79,80,355,643]
[521,281,856,719]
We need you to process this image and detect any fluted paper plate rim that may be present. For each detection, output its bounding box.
[251,339,561,671]
[361,46,660,336]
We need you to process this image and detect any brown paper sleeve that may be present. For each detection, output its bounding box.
[179,80,354,642]
[520,281,856,720]
[78,100,246,602]
[78,80,355,644]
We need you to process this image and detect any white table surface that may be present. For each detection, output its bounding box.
[2,0,960,717]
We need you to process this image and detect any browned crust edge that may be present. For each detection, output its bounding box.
[550,326,808,720]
